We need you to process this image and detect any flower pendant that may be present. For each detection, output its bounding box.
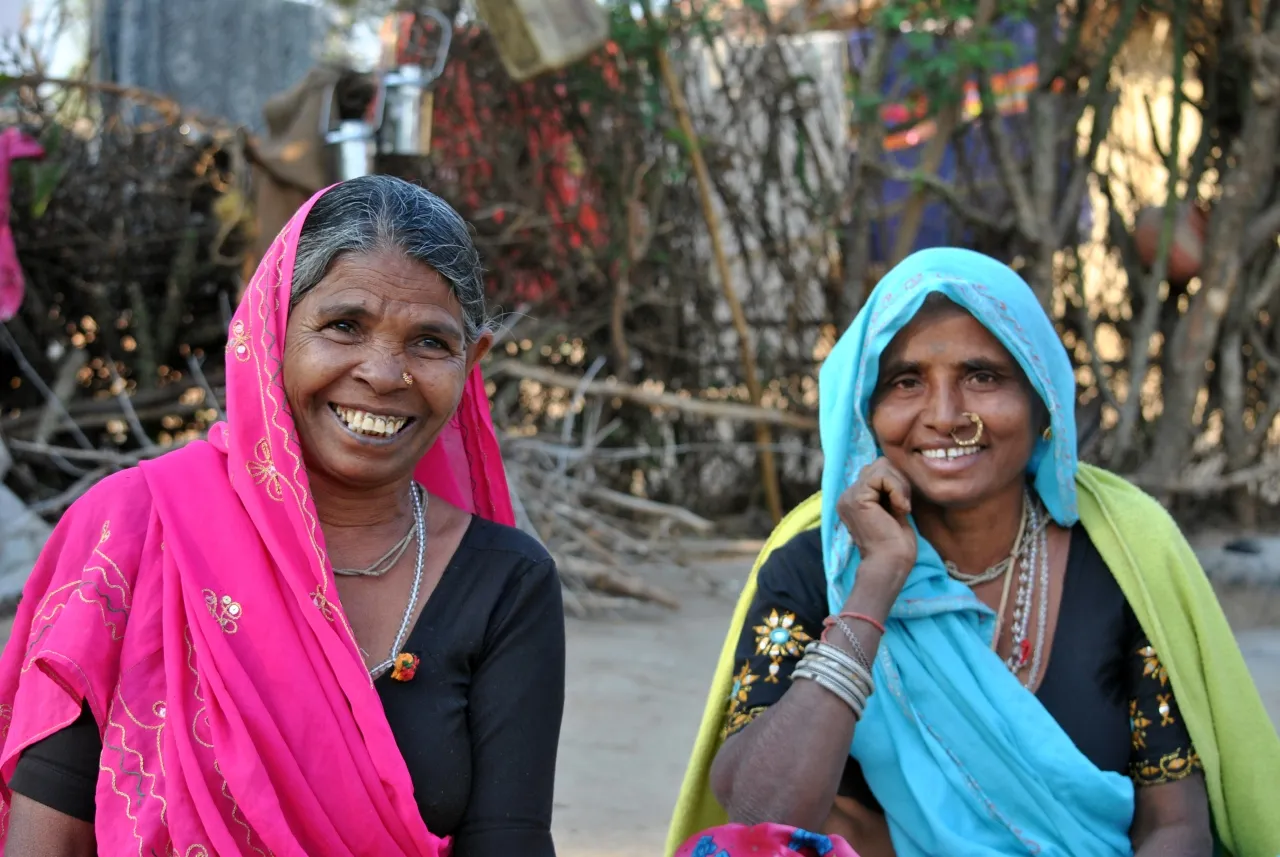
[390,652,420,682]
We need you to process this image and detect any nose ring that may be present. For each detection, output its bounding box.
[402,372,414,387]
[950,412,984,447]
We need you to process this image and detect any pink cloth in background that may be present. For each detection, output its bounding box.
[676,824,861,857]
[0,127,43,322]
[0,183,513,854]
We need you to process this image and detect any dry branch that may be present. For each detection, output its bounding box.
[488,360,816,430]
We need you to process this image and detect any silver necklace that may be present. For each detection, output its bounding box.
[944,491,1030,585]
[334,507,416,578]
[368,483,427,679]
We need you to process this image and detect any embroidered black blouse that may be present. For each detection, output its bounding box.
[6,517,566,857]
[723,524,1202,809]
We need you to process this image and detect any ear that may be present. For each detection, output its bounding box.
[464,330,494,374]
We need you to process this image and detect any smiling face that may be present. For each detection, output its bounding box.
[870,298,1042,510]
[282,248,492,492]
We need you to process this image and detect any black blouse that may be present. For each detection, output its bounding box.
[723,525,1202,810]
[7,516,565,857]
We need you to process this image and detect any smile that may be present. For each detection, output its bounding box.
[920,446,984,460]
[329,404,415,439]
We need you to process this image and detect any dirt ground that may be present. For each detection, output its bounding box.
[0,556,1276,857]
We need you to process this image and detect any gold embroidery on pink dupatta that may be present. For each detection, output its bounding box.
[203,590,243,634]
[185,628,214,749]
[247,439,284,501]
[214,760,270,856]
[101,691,171,854]
[226,319,250,362]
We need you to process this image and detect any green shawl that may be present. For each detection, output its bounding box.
[665,464,1280,857]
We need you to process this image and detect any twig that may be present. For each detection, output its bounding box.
[28,466,108,515]
[488,360,816,430]
[108,363,158,450]
[859,160,1011,233]
[0,324,94,450]
[579,482,714,533]
[6,438,190,465]
[557,355,607,477]
[186,354,226,422]
[33,347,88,445]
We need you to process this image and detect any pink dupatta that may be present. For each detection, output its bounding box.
[0,185,514,855]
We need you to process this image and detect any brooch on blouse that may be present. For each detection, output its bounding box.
[390,652,420,682]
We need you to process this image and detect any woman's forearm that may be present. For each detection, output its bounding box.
[710,599,886,830]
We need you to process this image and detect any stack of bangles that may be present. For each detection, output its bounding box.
[793,613,882,720]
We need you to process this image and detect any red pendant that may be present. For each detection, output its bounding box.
[390,652,420,682]
[1018,639,1032,666]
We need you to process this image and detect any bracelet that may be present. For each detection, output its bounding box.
[804,642,875,697]
[794,665,866,719]
[798,657,870,711]
[841,611,886,635]
[822,615,873,671]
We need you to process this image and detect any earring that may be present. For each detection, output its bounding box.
[1042,426,1053,441]
[402,372,414,387]
[950,412,984,447]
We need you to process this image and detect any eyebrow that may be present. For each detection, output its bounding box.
[878,358,919,381]
[315,301,374,320]
[962,356,1014,373]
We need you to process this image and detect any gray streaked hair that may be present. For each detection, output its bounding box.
[289,175,492,343]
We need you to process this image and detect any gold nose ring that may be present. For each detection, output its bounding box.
[402,372,414,387]
[950,412,984,447]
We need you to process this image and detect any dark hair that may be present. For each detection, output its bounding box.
[289,175,491,343]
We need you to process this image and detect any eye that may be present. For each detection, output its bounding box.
[970,370,999,385]
[326,319,358,335]
[892,375,921,390]
[417,336,444,349]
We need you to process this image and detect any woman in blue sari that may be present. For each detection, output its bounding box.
[667,249,1280,857]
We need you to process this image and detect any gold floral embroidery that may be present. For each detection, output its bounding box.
[311,589,336,621]
[226,319,250,362]
[246,438,284,501]
[1129,699,1151,750]
[1138,645,1168,687]
[754,610,812,683]
[722,705,769,740]
[729,663,759,707]
[1131,748,1202,786]
[1156,693,1176,726]
[203,590,243,634]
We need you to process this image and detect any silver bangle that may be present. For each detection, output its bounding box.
[798,656,870,711]
[806,642,876,696]
[793,665,865,719]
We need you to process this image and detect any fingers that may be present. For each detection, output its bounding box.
[854,459,912,515]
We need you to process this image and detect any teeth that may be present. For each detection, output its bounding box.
[333,406,408,438]
[922,447,981,460]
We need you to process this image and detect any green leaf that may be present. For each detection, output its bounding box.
[663,126,695,152]
[743,0,767,13]
[30,162,66,219]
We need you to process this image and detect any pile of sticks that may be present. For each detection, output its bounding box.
[3,351,776,613]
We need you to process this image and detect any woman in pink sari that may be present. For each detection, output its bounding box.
[0,176,565,857]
